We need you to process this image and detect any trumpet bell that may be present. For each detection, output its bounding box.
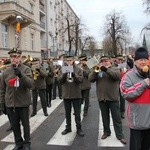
[94,66,100,73]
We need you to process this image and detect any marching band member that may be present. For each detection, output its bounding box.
[42,59,54,107]
[78,54,91,117]
[120,47,150,150]
[30,58,48,117]
[58,55,85,137]
[52,57,62,100]
[0,48,34,150]
[88,55,126,144]
[116,55,127,119]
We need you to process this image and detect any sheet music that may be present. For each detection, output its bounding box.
[87,56,99,69]
[61,66,73,73]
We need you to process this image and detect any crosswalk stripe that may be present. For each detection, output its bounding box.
[0,114,9,128]
[0,97,41,128]
[3,144,15,150]
[98,111,124,147]
[1,98,63,143]
[47,105,84,146]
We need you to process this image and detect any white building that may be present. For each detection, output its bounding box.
[0,0,80,59]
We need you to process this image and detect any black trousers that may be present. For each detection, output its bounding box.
[7,107,30,146]
[63,99,81,130]
[119,89,125,114]
[99,101,124,139]
[46,84,53,105]
[53,77,62,98]
[32,89,47,115]
[130,128,150,150]
[81,89,90,113]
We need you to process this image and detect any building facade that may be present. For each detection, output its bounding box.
[0,0,80,59]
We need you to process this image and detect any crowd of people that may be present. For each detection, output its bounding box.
[0,47,150,150]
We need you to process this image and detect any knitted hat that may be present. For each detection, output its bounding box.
[134,47,148,61]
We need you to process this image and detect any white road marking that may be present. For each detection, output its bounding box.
[3,144,15,150]
[47,104,84,146]
[0,114,9,128]
[98,111,124,147]
[1,98,62,143]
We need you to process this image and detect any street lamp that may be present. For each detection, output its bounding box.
[15,15,23,48]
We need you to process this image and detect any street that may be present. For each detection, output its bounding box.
[0,83,130,150]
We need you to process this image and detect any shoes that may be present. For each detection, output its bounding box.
[118,138,127,145]
[44,113,48,116]
[61,129,72,135]
[77,129,85,137]
[6,126,12,132]
[23,144,30,150]
[83,112,87,117]
[12,145,23,150]
[47,103,51,107]
[59,97,62,99]
[101,133,110,139]
[30,113,36,117]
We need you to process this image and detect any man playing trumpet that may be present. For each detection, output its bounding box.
[78,54,91,117]
[89,55,126,144]
[58,55,85,137]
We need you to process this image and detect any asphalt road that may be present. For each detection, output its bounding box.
[0,83,130,150]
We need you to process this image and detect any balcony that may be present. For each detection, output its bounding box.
[40,21,45,30]
[0,1,34,28]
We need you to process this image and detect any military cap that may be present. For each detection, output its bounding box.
[100,55,110,61]
[8,48,22,55]
[65,55,74,60]
[116,55,124,60]
[78,54,87,61]
[31,58,40,62]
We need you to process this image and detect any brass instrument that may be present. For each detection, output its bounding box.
[33,70,39,80]
[67,72,74,83]
[94,65,101,73]
[23,55,33,64]
[31,61,40,80]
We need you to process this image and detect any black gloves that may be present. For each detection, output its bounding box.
[100,66,107,72]
[63,73,68,78]
[36,68,40,72]
[14,67,23,78]
[71,72,75,77]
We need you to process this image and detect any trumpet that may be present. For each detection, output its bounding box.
[23,55,33,64]
[67,72,74,83]
[32,70,39,80]
[94,65,101,73]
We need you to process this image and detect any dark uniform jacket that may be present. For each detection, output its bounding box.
[0,63,34,109]
[45,63,54,85]
[58,65,83,99]
[88,66,120,101]
[32,66,48,90]
[80,65,91,90]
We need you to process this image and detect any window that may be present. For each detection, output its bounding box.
[1,24,8,48]
[31,33,34,51]
[50,18,53,26]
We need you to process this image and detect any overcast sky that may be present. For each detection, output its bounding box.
[67,0,149,45]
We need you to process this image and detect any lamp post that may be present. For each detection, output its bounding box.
[15,15,23,49]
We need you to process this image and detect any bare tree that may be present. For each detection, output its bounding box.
[143,0,150,14]
[103,10,130,56]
